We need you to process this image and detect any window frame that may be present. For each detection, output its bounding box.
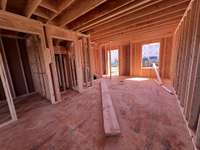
[141,42,160,69]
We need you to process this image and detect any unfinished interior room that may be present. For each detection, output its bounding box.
[0,0,200,149]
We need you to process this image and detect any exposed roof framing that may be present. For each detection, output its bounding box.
[92,17,180,41]
[25,0,42,18]
[91,9,186,39]
[90,2,189,35]
[75,0,189,34]
[66,0,138,30]
[1,0,191,43]
[94,22,177,44]
[53,0,107,27]
[73,0,160,32]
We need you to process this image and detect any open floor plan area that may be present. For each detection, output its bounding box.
[0,0,200,150]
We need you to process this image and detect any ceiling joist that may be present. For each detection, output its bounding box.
[47,0,75,23]
[90,2,189,35]
[53,0,107,27]
[39,0,58,13]
[91,9,185,38]
[93,22,178,43]
[0,0,191,44]
[66,0,136,30]
[24,0,42,18]
[92,16,181,41]
[78,0,190,32]
[75,0,158,32]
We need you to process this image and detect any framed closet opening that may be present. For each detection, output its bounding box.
[0,29,49,126]
[52,38,78,99]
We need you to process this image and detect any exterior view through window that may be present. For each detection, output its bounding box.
[141,42,160,68]
[110,49,119,76]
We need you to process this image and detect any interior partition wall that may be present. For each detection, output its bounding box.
[0,31,50,127]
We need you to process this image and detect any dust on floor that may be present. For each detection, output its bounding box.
[0,77,194,150]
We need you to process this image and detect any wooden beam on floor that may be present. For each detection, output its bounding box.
[100,79,120,136]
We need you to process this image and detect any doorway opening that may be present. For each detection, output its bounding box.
[0,29,49,126]
[109,49,119,76]
[141,42,160,68]
[52,39,78,100]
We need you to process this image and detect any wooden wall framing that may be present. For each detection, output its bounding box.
[44,25,91,102]
[78,37,93,87]
[93,36,173,79]
[0,11,59,126]
[0,10,92,127]
[171,0,200,148]
[130,37,172,78]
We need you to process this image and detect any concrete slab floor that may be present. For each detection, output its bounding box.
[0,77,195,150]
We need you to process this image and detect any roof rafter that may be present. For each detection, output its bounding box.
[53,0,107,27]
[77,0,190,32]
[47,0,75,23]
[66,0,136,30]
[91,2,189,34]
[75,0,161,31]
[91,9,186,37]
[92,16,182,41]
[24,0,42,18]
[93,22,177,43]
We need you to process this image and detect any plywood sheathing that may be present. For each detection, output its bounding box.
[130,37,172,78]
[78,36,93,87]
[171,0,200,148]
[119,44,130,76]
[92,44,102,76]
[93,37,172,79]
[26,35,47,97]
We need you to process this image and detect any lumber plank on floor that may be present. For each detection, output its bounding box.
[100,79,120,136]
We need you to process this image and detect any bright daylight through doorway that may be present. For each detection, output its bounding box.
[111,49,119,76]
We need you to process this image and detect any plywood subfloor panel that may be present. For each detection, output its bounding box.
[0,78,194,150]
